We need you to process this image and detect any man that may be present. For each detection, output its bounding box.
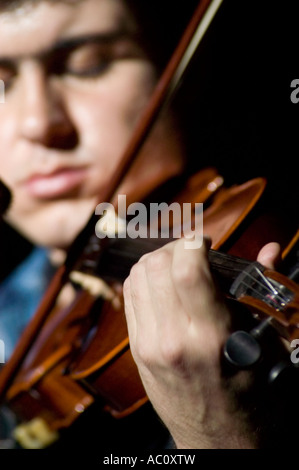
[0,0,296,450]
[0,0,191,356]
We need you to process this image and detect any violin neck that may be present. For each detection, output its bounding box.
[77,236,252,296]
[208,250,252,292]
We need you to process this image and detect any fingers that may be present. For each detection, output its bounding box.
[123,276,137,343]
[171,237,222,322]
[122,237,286,451]
[124,237,224,331]
[124,239,281,344]
[123,237,230,364]
[123,242,184,365]
[257,242,281,269]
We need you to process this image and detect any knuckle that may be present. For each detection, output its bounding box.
[123,276,130,294]
[160,338,186,370]
[172,245,212,289]
[122,278,132,307]
[134,339,153,367]
[129,261,144,283]
[138,252,151,264]
[145,249,170,273]
[172,259,199,287]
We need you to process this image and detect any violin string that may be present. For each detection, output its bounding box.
[254,266,279,296]
[237,274,289,307]
[106,237,248,270]
[237,266,287,301]
[100,238,292,307]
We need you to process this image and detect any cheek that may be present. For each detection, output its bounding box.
[112,61,157,126]
[68,61,157,152]
[0,112,18,183]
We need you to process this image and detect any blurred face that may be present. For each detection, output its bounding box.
[0,0,184,248]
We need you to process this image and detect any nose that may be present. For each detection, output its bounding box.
[19,61,78,149]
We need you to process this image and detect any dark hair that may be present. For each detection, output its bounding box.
[126,0,199,70]
[0,0,81,9]
[0,0,198,70]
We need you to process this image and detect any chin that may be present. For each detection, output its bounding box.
[30,230,81,251]
[11,222,84,251]
[8,199,96,250]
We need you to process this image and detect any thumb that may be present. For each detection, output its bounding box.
[256,242,281,270]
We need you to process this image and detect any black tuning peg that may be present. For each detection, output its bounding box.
[223,330,262,369]
[268,360,299,388]
[223,318,273,370]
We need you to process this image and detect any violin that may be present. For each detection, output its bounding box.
[1,170,298,449]
[0,0,298,449]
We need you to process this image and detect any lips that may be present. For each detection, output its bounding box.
[24,167,88,199]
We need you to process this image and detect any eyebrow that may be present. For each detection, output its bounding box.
[53,30,136,53]
[0,30,137,65]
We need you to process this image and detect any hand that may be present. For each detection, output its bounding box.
[123,239,281,449]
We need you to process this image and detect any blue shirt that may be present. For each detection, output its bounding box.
[0,248,56,361]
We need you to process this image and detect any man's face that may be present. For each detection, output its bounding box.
[0,0,183,248]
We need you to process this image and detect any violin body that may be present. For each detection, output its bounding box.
[1,167,297,448]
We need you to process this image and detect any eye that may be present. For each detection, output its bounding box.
[54,36,145,79]
[63,43,111,77]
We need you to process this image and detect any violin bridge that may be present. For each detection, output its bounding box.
[12,417,59,449]
[69,270,121,309]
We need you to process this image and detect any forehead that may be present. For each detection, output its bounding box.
[0,0,135,58]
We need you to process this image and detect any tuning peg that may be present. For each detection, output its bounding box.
[223,318,273,370]
[223,330,262,369]
[268,360,299,388]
